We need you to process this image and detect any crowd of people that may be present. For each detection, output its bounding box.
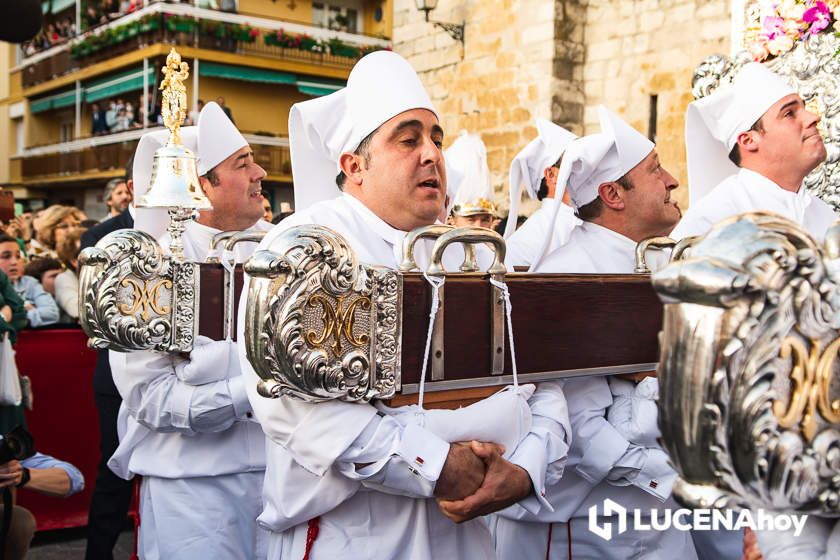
[90,98,146,136]
[20,0,239,58]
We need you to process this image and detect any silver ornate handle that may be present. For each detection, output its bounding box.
[428,227,506,277]
[399,224,478,272]
[672,235,699,261]
[427,226,507,376]
[223,231,267,253]
[634,236,676,273]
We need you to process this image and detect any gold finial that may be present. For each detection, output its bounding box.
[160,48,190,146]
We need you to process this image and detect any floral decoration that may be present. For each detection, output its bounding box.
[745,0,840,61]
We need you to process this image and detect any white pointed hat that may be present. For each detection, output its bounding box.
[685,62,795,205]
[197,101,248,176]
[132,126,198,239]
[529,106,654,270]
[288,50,437,211]
[445,132,495,217]
[505,119,577,237]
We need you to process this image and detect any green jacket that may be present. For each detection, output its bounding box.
[0,270,26,343]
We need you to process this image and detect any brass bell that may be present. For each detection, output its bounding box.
[138,142,211,210]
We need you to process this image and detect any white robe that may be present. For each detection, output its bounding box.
[505,198,580,268]
[671,168,837,242]
[237,193,571,560]
[493,221,698,560]
[109,219,273,560]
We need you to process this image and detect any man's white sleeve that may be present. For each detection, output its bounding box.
[110,344,251,435]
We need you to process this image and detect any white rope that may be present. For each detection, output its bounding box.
[417,272,445,411]
[489,278,519,390]
[220,248,237,342]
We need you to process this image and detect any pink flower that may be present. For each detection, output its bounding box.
[762,15,786,39]
[803,1,832,35]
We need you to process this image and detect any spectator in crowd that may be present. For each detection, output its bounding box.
[0,234,58,328]
[187,98,205,125]
[0,269,27,441]
[217,96,234,123]
[4,213,34,250]
[91,102,109,136]
[261,193,273,223]
[23,258,69,323]
[82,159,135,560]
[103,178,131,219]
[0,444,85,559]
[53,227,84,322]
[31,205,84,260]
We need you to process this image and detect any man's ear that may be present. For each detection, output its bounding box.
[197,176,213,198]
[126,179,134,200]
[339,153,365,186]
[597,181,626,211]
[737,129,760,154]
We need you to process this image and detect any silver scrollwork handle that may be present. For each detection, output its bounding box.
[427,227,506,277]
[824,220,840,260]
[399,224,478,272]
[634,236,676,274]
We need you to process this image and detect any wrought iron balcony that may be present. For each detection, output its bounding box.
[13,128,290,185]
[18,2,390,89]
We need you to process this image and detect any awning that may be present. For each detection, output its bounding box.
[42,0,76,15]
[84,67,156,103]
[30,88,77,114]
[296,79,343,97]
[199,62,296,85]
[199,62,344,97]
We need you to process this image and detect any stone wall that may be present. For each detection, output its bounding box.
[392,0,586,212]
[393,0,734,213]
[583,0,732,209]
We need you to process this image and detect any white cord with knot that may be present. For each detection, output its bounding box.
[415,272,521,415]
[220,248,237,342]
[417,272,445,412]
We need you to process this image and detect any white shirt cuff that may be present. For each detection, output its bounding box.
[575,421,630,485]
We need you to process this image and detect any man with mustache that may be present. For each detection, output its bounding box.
[108,102,271,559]
[672,62,836,241]
[493,106,696,559]
[237,51,571,559]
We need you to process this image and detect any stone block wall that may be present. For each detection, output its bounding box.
[394,0,736,213]
[393,0,586,212]
[583,0,731,209]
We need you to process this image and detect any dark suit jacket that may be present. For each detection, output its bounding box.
[81,209,134,396]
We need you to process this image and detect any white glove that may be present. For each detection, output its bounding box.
[607,377,660,447]
[174,336,239,385]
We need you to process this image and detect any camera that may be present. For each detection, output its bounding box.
[0,426,34,464]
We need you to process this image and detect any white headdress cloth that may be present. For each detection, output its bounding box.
[505,119,576,237]
[288,51,438,211]
[445,131,494,216]
[197,101,248,176]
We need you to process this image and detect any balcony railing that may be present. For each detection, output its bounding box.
[18,2,390,89]
[14,128,291,183]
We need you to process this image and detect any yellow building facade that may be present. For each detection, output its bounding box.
[1,0,391,217]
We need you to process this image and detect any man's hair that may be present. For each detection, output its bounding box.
[575,174,634,221]
[24,257,63,281]
[0,234,18,245]
[335,129,376,190]
[537,155,564,201]
[103,178,125,203]
[203,168,221,187]
[728,118,765,167]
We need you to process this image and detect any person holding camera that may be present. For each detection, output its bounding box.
[0,426,84,560]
